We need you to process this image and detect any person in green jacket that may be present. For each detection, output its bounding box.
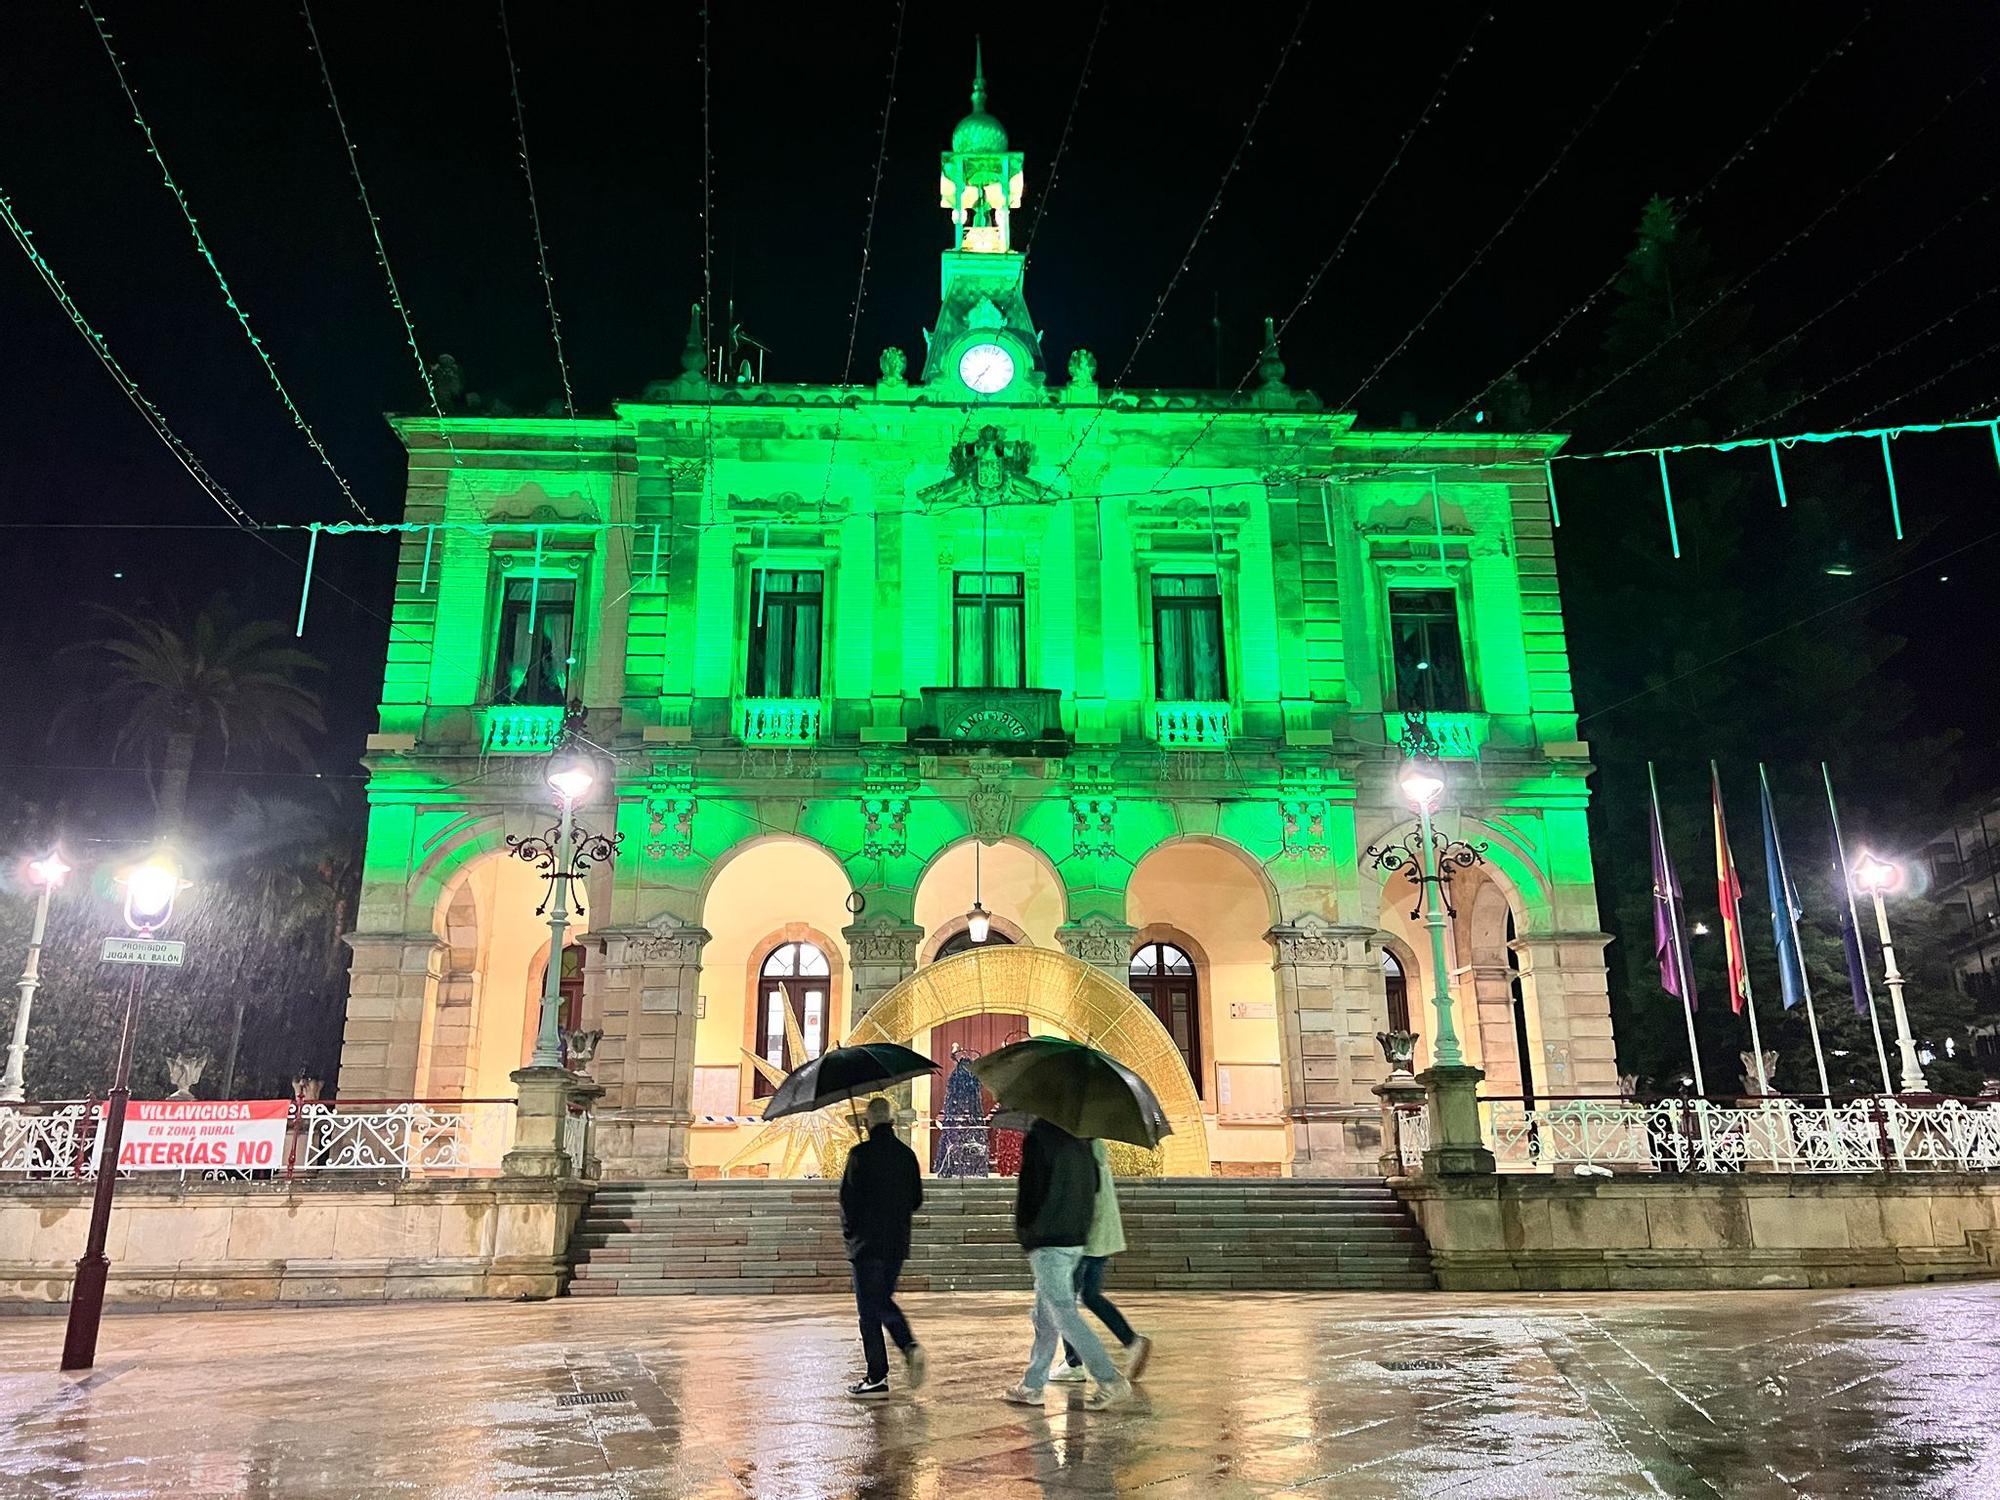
[1050,1138,1153,1383]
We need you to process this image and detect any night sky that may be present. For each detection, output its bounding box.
[4,1,1999,829]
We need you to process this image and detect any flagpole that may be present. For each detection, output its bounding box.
[1712,762,1769,1096]
[1761,765,1833,1101]
[1823,763,1896,1096]
[1650,763,1706,1097]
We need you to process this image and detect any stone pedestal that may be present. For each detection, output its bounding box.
[1419,1063,1496,1176]
[1371,1072,1428,1178]
[503,1066,581,1179]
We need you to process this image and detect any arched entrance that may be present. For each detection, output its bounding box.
[848,946,1210,1177]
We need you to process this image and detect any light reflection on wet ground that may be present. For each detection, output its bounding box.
[2,1284,1997,1498]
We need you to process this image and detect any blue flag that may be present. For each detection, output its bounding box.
[1759,767,1810,1011]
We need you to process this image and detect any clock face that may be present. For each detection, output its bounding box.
[958,342,1016,395]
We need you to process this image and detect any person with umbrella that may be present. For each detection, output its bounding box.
[757,1041,939,1401]
[1048,1137,1153,1385]
[839,1096,926,1399]
[972,1037,1170,1412]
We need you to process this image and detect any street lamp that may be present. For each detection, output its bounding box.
[965,833,991,944]
[1851,849,1929,1094]
[2,851,71,1104]
[508,706,622,1071]
[1366,752,1488,1069]
[62,849,189,1372]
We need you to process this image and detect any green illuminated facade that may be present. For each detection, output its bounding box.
[336,65,1615,1177]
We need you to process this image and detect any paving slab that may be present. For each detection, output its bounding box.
[2,1284,1996,1497]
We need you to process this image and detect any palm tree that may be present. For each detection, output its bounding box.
[64,596,326,834]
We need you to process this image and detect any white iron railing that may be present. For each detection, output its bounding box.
[0,1098,519,1181]
[1471,1096,2000,1175]
[561,1104,591,1173]
[1392,1101,1430,1172]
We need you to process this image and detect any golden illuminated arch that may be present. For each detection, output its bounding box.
[845,946,1210,1177]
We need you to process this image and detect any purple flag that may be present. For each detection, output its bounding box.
[1825,794,1873,1017]
[1648,766,1697,1010]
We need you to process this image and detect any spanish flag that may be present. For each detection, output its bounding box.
[1710,763,1753,1015]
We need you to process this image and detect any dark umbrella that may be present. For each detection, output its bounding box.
[760,1042,939,1131]
[968,1037,1173,1148]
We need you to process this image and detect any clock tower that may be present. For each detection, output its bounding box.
[922,43,1042,400]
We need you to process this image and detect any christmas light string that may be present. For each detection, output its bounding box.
[1729,278,2000,439]
[817,0,908,518]
[300,0,457,468]
[498,0,577,429]
[1332,7,1679,418]
[84,5,373,522]
[0,183,256,528]
[1152,8,1492,491]
[1539,61,1991,442]
[1616,178,2000,449]
[1263,9,1871,500]
[1846,330,2000,430]
[841,0,905,385]
[1053,0,1314,485]
[1018,0,1109,275]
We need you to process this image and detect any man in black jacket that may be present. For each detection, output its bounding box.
[838,1096,926,1399]
[1002,1119,1131,1410]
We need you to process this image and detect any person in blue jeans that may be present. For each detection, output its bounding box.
[838,1096,927,1399]
[1051,1137,1153,1383]
[1000,1120,1132,1411]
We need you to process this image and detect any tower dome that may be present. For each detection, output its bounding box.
[952,41,1008,153]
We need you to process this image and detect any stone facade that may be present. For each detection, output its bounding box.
[330,65,1616,1179]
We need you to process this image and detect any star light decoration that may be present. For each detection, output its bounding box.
[721,1002,874,1181]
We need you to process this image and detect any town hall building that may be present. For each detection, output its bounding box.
[333,60,1615,1179]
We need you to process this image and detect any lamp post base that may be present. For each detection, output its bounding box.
[60,1254,110,1371]
[502,1065,581,1179]
[1418,1063,1496,1177]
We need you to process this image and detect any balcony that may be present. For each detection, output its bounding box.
[1155,701,1231,748]
[1383,710,1489,759]
[918,687,1066,749]
[481,704,566,754]
[737,698,822,746]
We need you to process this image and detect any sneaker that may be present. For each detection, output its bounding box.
[1083,1376,1133,1411]
[1048,1362,1088,1384]
[1000,1383,1044,1406]
[904,1345,927,1390]
[847,1376,890,1400]
[1124,1335,1154,1381]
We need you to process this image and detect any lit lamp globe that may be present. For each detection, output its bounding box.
[1852,850,1902,896]
[965,901,992,945]
[1399,763,1446,813]
[121,855,186,932]
[28,853,71,889]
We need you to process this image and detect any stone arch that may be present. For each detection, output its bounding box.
[914,837,1067,952]
[688,834,857,1176]
[1134,833,1281,927]
[415,844,593,1101]
[1366,811,1551,1081]
[848,946,1210,1176]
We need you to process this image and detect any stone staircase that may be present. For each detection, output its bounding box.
[566,1178,1435,1296]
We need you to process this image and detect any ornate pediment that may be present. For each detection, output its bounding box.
[917,425,1059,512]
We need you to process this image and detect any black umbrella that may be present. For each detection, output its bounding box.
[968,1037,1173,1148]
[760,1042,939,1127]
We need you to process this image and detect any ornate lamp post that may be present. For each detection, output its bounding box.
[1365,745,1488,1069]
[1363,719,1495,1176]
[508,706,622,1071]
[2,851,70,1104]
[1851,850,1930,1094]
[62,851,188,1372]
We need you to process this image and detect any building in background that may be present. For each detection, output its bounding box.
[333,61,1615,1177]
[1923,799,2000,1065]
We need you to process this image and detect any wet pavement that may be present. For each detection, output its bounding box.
[1,1284,1997,1498]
